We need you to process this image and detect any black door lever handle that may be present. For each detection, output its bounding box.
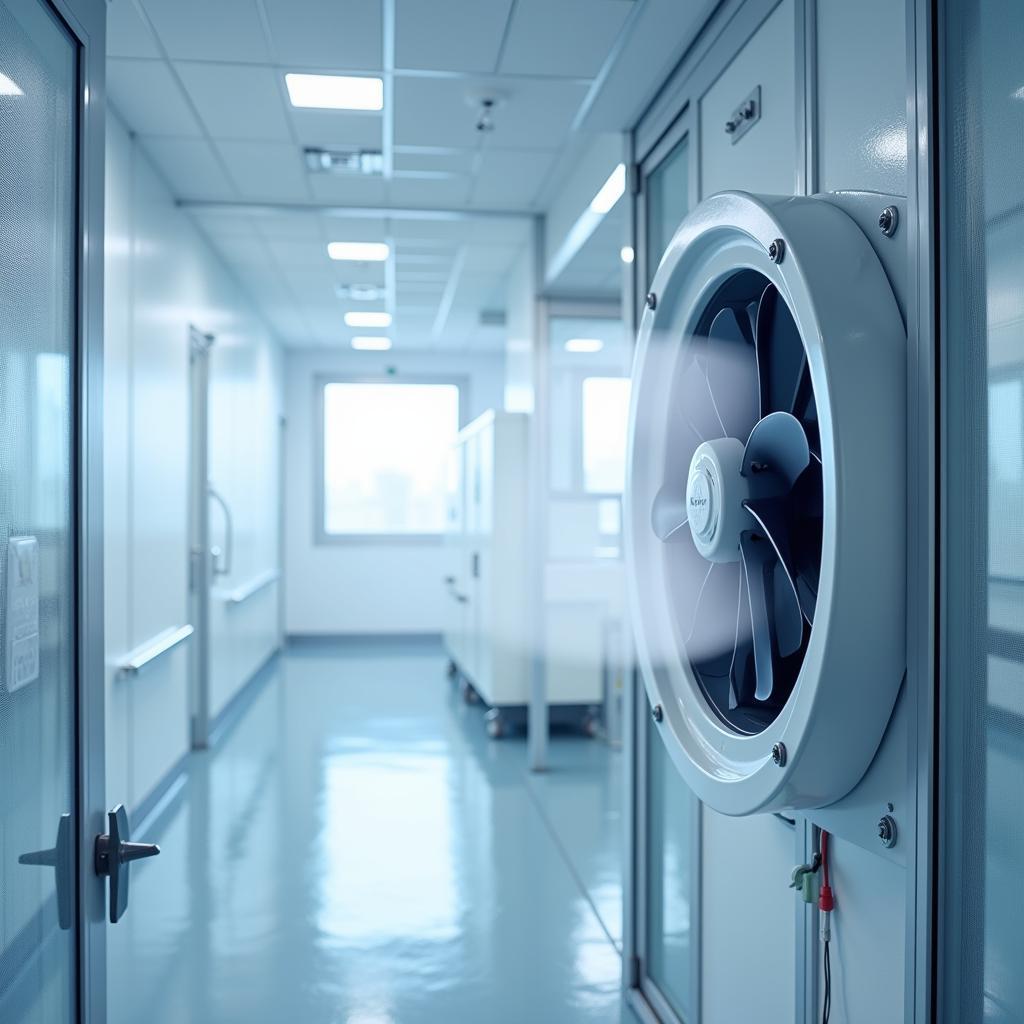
[95,804,161,923]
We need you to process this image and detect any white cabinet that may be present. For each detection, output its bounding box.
[443,410,530,709]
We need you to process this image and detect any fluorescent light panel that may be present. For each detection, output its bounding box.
[0,72,23,96]
[328,241,389,262]
[285,73,383,111]
[590,164,626,214]
[345,311,392,328]
[565,338,604,354]
[351,336,392,351]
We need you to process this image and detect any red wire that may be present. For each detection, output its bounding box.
[821,829,830,887]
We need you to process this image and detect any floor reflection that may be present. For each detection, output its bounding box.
[108,640,632,1024]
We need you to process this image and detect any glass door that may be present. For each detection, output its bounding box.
[939,1,1024,1020]
[0,0,79,1019]
[632,120,701,1024]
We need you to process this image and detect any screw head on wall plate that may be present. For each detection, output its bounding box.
[878,206,899,237]
[646,291,657,311]
[768,238,785,263]
[652,703,664,723]
[877,813,898,848]
[771,742,787,767]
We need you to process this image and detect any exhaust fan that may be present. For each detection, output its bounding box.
[626,192,906,816]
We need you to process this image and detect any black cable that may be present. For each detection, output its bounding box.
[822,939,831,1024]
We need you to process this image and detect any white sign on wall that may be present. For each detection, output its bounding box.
[6,536,40,693]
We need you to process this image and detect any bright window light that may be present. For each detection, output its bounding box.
[321,381,460,535]
[345,311,392,328]
[565,337,604,354]
[590,163,626,214]
[285,73,383,111]
[328,241,390,262]
[351,336,392,351]
[0,72,23,96]
[582,377,632,493]
[620,245,635,265]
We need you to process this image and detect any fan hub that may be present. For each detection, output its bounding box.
[686,437,748,563]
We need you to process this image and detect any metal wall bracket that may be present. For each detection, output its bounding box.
[725,85,761,144]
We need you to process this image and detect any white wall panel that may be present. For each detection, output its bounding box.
[104,111,283,810]
[283,349,504,636]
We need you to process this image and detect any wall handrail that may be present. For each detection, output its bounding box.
[117,624,194,676]
[215,568,280,606]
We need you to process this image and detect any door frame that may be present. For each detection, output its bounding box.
[47,0,109,1019]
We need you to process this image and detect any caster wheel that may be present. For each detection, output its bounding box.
[460,679,478,705]
[485,710,504,739]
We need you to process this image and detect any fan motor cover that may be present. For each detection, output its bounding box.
[626,192,906,815]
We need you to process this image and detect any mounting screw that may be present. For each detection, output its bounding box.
[771,742,787,767]
[768,238,785,264]
[878,206,899,237]
[652,703,664,723]
[646,291,657,311]
[877,814,898,848]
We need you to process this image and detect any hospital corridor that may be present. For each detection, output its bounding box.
[0,0,1022,1023]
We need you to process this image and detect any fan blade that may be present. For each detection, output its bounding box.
[740,534,776,702]
[678,338,727,445]
[742,496,806,635]
[652,485,688,542]
[790,462,824,623]
[686,561,742,671]
[728,561,754,709]
[705,307,760,440]
[743,411,811,491]
[790,361,821,460]
[754,283,806,418]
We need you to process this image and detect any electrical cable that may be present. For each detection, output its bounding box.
[818,830,833,1024]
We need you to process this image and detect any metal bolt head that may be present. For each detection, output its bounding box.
[768,238,785,264]
[878,206,899,237]
[877,813,898,848]
[771,742,787,767]
[652,703,664,723]
[646,291,657,311]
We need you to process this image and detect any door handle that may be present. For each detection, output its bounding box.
[95,804,161,924]
[208,484,233,577]
[19,813,73,930]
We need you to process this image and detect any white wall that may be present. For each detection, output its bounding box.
[283,347,504,636]
[104,111,283,811]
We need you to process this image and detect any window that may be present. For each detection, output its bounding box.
[320,380,460,538]
[582,376,631,493]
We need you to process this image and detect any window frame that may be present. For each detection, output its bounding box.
[313,373,469,546]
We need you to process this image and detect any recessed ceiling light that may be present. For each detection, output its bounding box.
[285,73,383,111]
[565,338,604,354]
[590,164,626,214]
[351,336,392,351]
[0,72,23,96]
[328,241,389,262]
[336,284,385,302]
[620,245,635,265]
[345,311,392,328]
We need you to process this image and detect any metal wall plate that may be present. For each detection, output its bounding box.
[725,85,761,143]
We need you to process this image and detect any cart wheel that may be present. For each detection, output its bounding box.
[460,679,478,705]
[485,709,504,739]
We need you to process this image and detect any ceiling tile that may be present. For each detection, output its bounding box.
[288,109,383,148]
[107,0,161,58]
[108,59,204,137]
[395,0,513,73]
[471,149,555,208]
[394,76,588,150]
[393,148,477,174]
[138,137,237,200]
[388,175,472,207]
[139,0,271,63]
[499,0,633,78]
[262,0,382,70]
[176,63,291,141]
[307,175,389,204]
[217,141,310,201]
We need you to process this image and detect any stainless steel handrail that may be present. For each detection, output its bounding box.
[216,568,280,606]
[117,624,194,676]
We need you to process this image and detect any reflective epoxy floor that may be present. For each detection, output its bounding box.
[109,640,633,1024]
